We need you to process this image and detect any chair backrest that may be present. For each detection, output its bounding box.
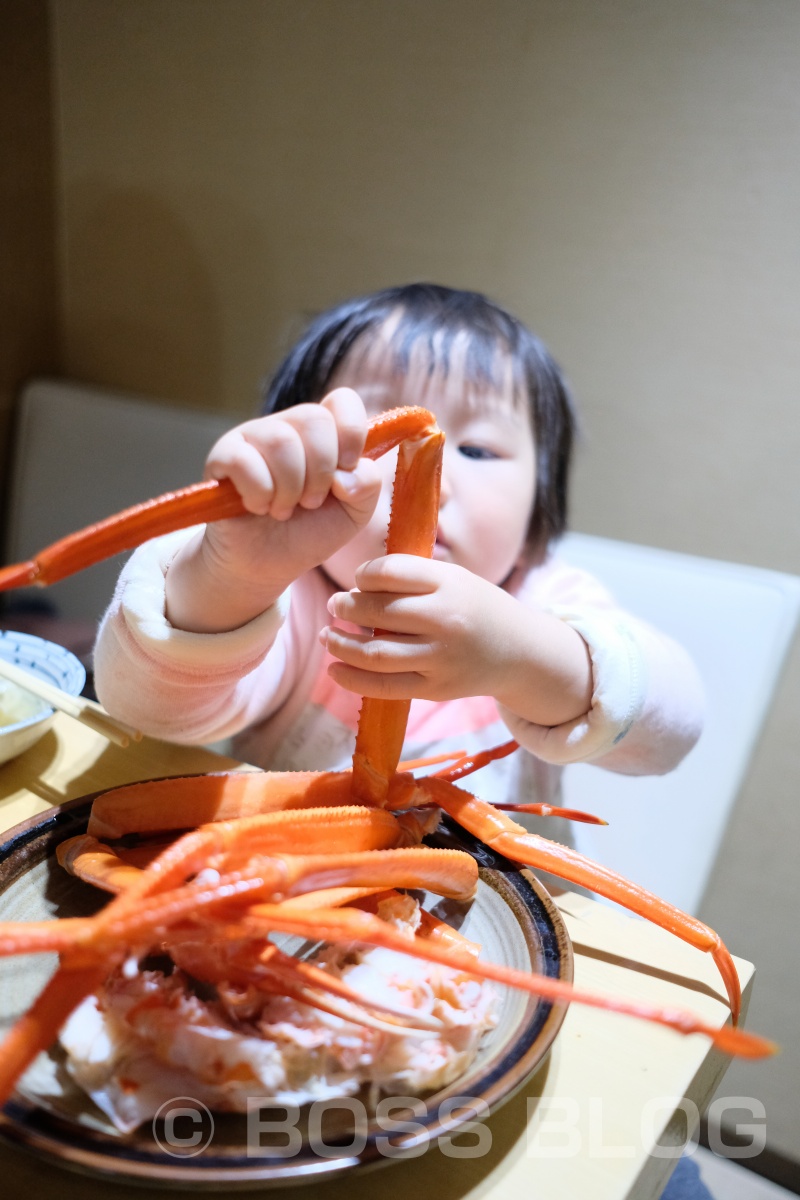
[558,532,800,914]
[4,379,232,625]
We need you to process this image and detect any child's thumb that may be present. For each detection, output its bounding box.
[330,459,382,526]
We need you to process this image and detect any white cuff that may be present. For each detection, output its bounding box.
[498,611,647,765]
[115,529,290,674]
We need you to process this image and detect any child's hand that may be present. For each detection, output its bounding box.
[165,390,382,632]
[322,556,594,728]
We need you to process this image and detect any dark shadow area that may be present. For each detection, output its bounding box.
[570,939,730,1008]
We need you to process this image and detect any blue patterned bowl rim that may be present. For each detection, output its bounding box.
[0,631,86,736]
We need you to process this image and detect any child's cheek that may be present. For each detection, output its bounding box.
[464,478,532,584]
[321,491,393,589]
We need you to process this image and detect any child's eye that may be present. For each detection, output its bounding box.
[458,444,499,461]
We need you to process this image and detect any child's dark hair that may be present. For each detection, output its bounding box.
[262,283,578,558]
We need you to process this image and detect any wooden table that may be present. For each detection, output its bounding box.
[0,714,753,1199]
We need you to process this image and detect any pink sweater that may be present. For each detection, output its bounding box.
[94,529,705,814]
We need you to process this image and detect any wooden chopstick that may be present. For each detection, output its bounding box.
[0,656,142,749]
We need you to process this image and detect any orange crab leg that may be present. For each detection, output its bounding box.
[271,885,387,911]
[86,770,360,839]
[61,807,419,903]
[49,841,455,1034]
[80,759,743,1022]
[0,777,454,1098]
[432,742,607,821]
[491,802,608,825]
[0,869,286,1105]
[0,406,441,592]
[238,967,444,1036]
[236,904,774,1059]
[81,737,517,843]
[0,964,109,1107]
[0,848,479,962]
[80,740,516,841]
[57,835,153,894]
[433,740,521,780]
[351,416,444,807]
[57,835,394,908]
[397,749,467,771]
[355,892,483,959]
[0,481,247,592]
[0,795,357,1098]
[0,796,238,1101]
[413,775,742,1023]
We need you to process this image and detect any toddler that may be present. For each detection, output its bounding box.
[94,284,704,820]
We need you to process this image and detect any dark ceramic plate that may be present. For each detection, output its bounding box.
[0,792,572,1189]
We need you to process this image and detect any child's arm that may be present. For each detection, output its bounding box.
[93,391,380,743]
[164,390,381,634]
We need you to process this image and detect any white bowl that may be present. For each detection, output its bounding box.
[0,631,86,766]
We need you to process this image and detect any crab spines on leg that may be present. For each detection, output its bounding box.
[361,405,439,460]
[279,846,478,902]
[86,769,359,839]
[352,417,445,806]
[62,808,414,899]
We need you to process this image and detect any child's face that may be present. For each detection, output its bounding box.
[322,329,537,590]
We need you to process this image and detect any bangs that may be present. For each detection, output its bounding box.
[341,311,527,417]
[384,309,519,398]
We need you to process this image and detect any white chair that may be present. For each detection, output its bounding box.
[558,532,800,915]
[3,378,232,627]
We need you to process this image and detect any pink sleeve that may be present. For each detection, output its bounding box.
[93,529,320,744]
[497,556,705,774]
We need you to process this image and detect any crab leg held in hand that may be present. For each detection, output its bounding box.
[0,406,442,591]
[413,774,742,1022]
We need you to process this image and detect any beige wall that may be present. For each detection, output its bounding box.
[0,0,57,477]
[50,0,800,1164]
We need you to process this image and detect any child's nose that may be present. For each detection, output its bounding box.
[437,442,462,510]
[437,464,452,506]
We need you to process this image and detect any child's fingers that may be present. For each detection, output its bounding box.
[328,459,383,527]
[353,555,441,594]
[234,396,367,516]
[278,405,342,511]
[328,554,450,632]
[327,588,430,634]
[208,408,343,520]
[242,420,308,520]
[320,626,425,672]
[326,657,427,701]
[204,420,307,517]
[319,388,369,470]
[323,612,424,690]
[205,432,277,515]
